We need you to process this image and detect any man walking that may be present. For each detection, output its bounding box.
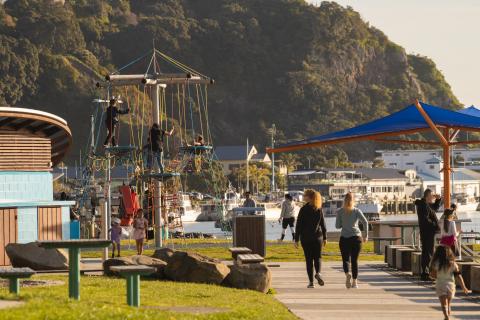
[415,189,441,281]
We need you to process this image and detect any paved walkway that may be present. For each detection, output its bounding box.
[270,262,480,320]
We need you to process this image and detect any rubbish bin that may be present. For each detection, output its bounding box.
[233,208,266,257]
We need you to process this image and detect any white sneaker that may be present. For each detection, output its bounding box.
[307,283,315,288]
[345,273,352,289]
[352,279,358,288]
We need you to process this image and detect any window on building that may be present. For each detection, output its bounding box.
[389,163,397,167]
[429,165,434,169]
[406,162,414,165]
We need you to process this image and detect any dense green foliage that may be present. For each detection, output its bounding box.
[0,0,461,166]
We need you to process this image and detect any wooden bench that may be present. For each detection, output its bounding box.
[0,267,35,295]
[371,237,402,254]
[229,247,252,262]
[110,265,155,307]
[237,254,264,264]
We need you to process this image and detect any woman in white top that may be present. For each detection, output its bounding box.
[439,209,459,255]
[133,209,148,255]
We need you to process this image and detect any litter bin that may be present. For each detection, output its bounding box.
[233,207,266,257]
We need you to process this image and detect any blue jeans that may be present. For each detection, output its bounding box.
[146,150,164,173]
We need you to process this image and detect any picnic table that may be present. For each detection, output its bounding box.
[110,265,155,307]
[0,267,35,294]
[38,239,111,300]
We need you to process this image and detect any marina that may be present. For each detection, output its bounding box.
[1,1,480,319]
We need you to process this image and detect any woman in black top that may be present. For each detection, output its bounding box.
[295,189,327,288]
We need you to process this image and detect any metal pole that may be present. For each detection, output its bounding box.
[246,138,250,192]
[271,124,276,193]
[90,114,95,185]
[153,84,163,248]
[103,152,111,260]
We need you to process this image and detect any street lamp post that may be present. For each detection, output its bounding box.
[270,124,276,193]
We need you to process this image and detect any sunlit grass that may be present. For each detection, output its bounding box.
[0,275,295,320]
[82,240,384,262]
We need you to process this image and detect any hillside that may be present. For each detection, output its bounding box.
[0,0,462,166]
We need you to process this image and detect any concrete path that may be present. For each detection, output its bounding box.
[270,262,480,320]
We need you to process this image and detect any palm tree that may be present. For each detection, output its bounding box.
[279,153,300,174]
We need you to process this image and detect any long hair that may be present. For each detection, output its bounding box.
[443,208,454,233]
[431,245,455,272]
[343,192,354,212]
[304,189,322,210]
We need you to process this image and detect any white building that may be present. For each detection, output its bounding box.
[377,148,480,171]
[287,168,408,200]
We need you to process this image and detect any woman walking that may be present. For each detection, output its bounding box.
[336,192,368,289]
[278,193,296,241]
[430,245,469,320]
[294,189,327,288]
[133,209,148,255]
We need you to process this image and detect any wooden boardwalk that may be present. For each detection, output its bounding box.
[270,262,480,320]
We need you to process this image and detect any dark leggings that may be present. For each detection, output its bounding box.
[339,236,362,279]
[420,231,435,275]
[301,240,322,283]
[104,122,117,146]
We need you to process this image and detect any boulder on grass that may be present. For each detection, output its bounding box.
[6,242,68,270]
[151,247,176,263]
[164,251,230,285]
[224,264,271,293]
[103,255,167,278]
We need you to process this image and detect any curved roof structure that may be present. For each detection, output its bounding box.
[0,107,72,165]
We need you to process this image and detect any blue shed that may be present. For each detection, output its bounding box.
[0,107,74,266]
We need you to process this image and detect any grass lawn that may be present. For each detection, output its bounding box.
[0,275,296,320]
[82,240,384,262]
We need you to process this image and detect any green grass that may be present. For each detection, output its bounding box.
[82,240,384,262]
[0,275,296,320]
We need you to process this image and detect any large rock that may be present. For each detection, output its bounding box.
[103,255,167,279]
[151,247,176,263]
[224,264,271,293]
[6,242,68,270]
[164,251,230,285]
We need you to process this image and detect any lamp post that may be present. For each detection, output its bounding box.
[269,124,276,193]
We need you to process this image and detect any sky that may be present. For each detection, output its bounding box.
[307,0,480,108]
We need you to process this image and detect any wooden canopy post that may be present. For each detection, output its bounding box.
[413,100,451,207]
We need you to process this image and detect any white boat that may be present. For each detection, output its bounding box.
[197,190,240,221]
[356,197,383,215]
[178,193,200,222]
[259,202,283,220]
[451,193,480,212]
